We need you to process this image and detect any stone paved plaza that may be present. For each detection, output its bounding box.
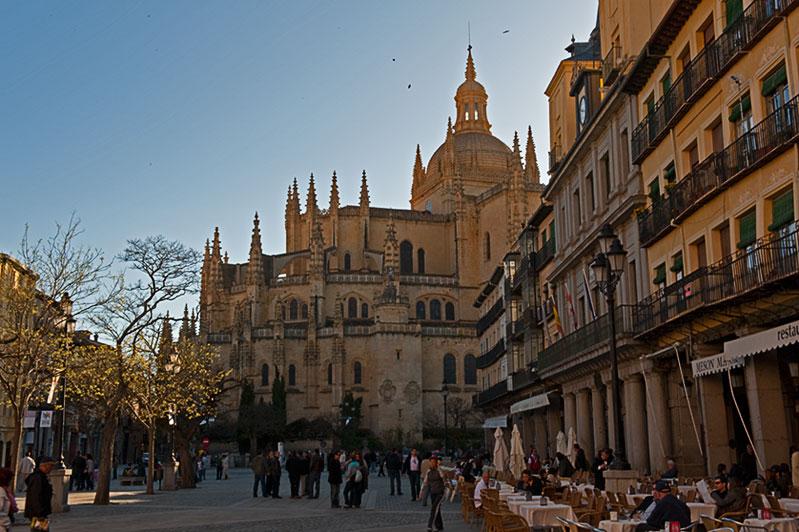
[34,469,474,532]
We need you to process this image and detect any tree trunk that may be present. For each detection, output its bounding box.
[9,414,23,492]
[174,428,196,489]
[146,423,155,495]
[93,413,118,505]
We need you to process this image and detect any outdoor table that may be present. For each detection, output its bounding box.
[779,498,799,513]
[677,485,696,497]
[499,491,532,502]
[742,517,799,532]
[507,497,543,511]
[626,493,650,506]
[687,502,716,522]
[514,503,576,528]
[599,519,644,532]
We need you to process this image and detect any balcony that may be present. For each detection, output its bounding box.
[635,221,799,335]
[631,0,780,164]
[511,254,530,294]
[476,297,504,335]
[537,305,637,376]
[510,368,537,391]
[602,45,623,86]
[638,95,799,246]
[476,338,506,369]
[474,379,509,407]
[534,238,556,271]
[506,318,526,342]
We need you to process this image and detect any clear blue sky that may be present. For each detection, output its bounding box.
[1,0,596,265]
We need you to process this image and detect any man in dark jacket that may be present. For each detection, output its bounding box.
[286,452,301,499]
[265,450,282,498]
[25,456,54,530]
[593,449,612,491]
[328,451,343,508]
[386,449,403,496]
[636,480,691,531]
[712,475,747,517]
[309,450,324,499]
[403,448,421,501]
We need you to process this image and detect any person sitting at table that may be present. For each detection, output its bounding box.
[661,458,678,479]
[473,471,490,509]
[711,474,746,518]
[515,470,543,496]
[765,464,789,497]
[555,452,574,479]
[633,493,657,522]
[635,480,691,532]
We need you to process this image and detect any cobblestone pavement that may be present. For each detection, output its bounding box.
[37,469,476,531]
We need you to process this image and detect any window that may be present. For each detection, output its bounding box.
[430,299,442,321]
[653,263,667,288]
[770,189,794,231]
[344,252,351,272]
[484,232,491,261]
[678,45,691,75]
[415,301,426,320]
[464,103,470,120]
[627,260,638,304]
[586,172,596,212]
[648,178,661,204]
[699,15,715,47]
[710,118,724,154]
[361,302,369,318]
[464,354,477,385]
[661,69,672,95]
[729,93,754,149]
[445,302,455,321]
[301,303,308,320]
[763,64,790,115]
[327,363,333,385]
[671,252,684,281]
[443,354,456,384]
[692,237,708,270]
[348,297,358,319]
[737,209,757,249]
[573,188,582,227]
[288,364,296,386]
[289,299,298,320]
[261,364,269,386]
[354,361,362,385]
[549,220,556,249]
[473,100,480,120]
[685,142,699,172]
[400,240,413,274]
[425,200,433,212]
[726,0,743,26]
[664,162,676,186]
[600,153,611,199]
[716,221,732,260]
[620,129,630,178]
[417,249,425,274]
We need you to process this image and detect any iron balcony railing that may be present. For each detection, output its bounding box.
[512,254,530,294]
[474,379,509,406]
[537,305,637,374]
[635,221,799,334]
[476,338,506,369]
[602,45,623,86]
[476,296,505,335]
[510,368,537,391]
[631,0,781,164]
[638,94,799,246]
[534,239,556,271]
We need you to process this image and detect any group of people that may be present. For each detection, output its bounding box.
[68,452,95,491]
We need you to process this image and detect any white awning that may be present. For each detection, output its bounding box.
[691,352,746,378]
[723,318,799,362]
[482,415,507,429]
[510,392,550,415]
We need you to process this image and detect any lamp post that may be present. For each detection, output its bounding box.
[590,224,630,470]
[441,381,450,459]
[57,314,76,469]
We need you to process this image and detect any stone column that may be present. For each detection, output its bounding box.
[591,385,607,453]
[645,369,672,476]
[564,392,577,435]
[624,374,649,473]
[546,397,563,458]
[576,388,594,459]
[699,374,733,474]
[745,352,790,473]
[48,468,71,513]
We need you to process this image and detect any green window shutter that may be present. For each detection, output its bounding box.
[726,0,743,26]
[549,221,556,249]
[729,94,751,122]
[737,210,757,249]
[662,72,672,94]
[741,94,751,114]
[769,190,794,231]
[762,65,788,97]
[649,179,661,203]
[670,254,684,273]
[729,104,741,123]
[653,264,666,285]
[664,163,676,183]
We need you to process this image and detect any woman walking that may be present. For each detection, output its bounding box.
[422,455,446,532]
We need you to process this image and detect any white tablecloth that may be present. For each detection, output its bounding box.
[779,498,799,513]
[599,519,644,532]
[687,502,716,522]
[515,503,576,527]
[743,517,799,532]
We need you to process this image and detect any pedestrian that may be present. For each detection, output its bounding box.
[386,448,403,496]
[0,469,14,531]
[572,444,590,475]
[85,454,95,490]
[215,455,223,480]
[343,451,363,509]
[421,455,446,532]
[741,444,758,484]
[201,454,210,481]
[221,453,230,480]
[555,452,574,478]
[299,451,310,497]
[403,448,422,501]
[377,452,386,477]
[328,450,343,508]
[527,446,541,475]
[593,448,612,491]
[420,453,432,506]
[25,457,54,532]
[266,450,282,499]
[287,451,301,499]
[251,450,267,498]
[357,453,369,506]
[661,458,678,479]
[69,452,85,491]
[309,449,323,499]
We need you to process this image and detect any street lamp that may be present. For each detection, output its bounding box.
[57,313,76,469]
[590,224,630,470]
[440,381,450,459]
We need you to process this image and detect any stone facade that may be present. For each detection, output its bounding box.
[200,49,544,441]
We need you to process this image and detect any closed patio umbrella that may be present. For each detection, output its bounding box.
[493,426,509,472]
[510,424,525,479]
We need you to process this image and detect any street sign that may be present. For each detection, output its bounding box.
[201,436,210,451]
[40,411,53,428]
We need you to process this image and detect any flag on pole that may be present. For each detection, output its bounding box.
[563,283,578,331]
[550,295,564,337]
[582,267,597,320]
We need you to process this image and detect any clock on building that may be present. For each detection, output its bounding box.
[578,95,588,126]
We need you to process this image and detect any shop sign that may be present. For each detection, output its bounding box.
[509,392,550,415]
[724,318,799,361]
[691,352,745,378]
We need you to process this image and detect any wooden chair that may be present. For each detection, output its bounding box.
[685,489,697,502]
[484,509,528,532]
[764,495,799,517]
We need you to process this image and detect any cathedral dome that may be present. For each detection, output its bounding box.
[426,130,511,180]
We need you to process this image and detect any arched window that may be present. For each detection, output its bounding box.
[361,303,369,318]
[400,240,413,275]
[417,249,426,274]
[415,301,426,320]
[445,302,455,321]
[288,364,296,386]
[301,303,308,320]
[354,361,362,385]
[484,232,491,261]
[464,354,477,385]
[261,363,269,386]
[327,363,333,386]
[344,253,351,272]
[430,299,442,321]
[443,354,456,384]
[289,299,298,320]
[348,297,358,319]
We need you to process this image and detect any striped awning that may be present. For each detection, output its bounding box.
[482,415,507,429]
[723,319,799,361]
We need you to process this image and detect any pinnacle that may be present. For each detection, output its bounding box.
[465,46,476,81]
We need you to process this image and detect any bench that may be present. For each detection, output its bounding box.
[120,476,145,486]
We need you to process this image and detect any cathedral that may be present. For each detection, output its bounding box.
[199,48,543,441]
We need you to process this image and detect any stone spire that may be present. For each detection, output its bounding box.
[159,312,173,355]
[309,220,325,276]
[454,47,490,133]
[383,215,399,274]
[208,227,223,288]
[329,171,340,211]
[179,304,191,341]
[524,125,540,183]
[247,212,264,285]
[511,130,523,172]
[190,308,197,337]
[465,45,476,81]
[412,144,424,197]
[306,173,318,217]
[359,170,370,211]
